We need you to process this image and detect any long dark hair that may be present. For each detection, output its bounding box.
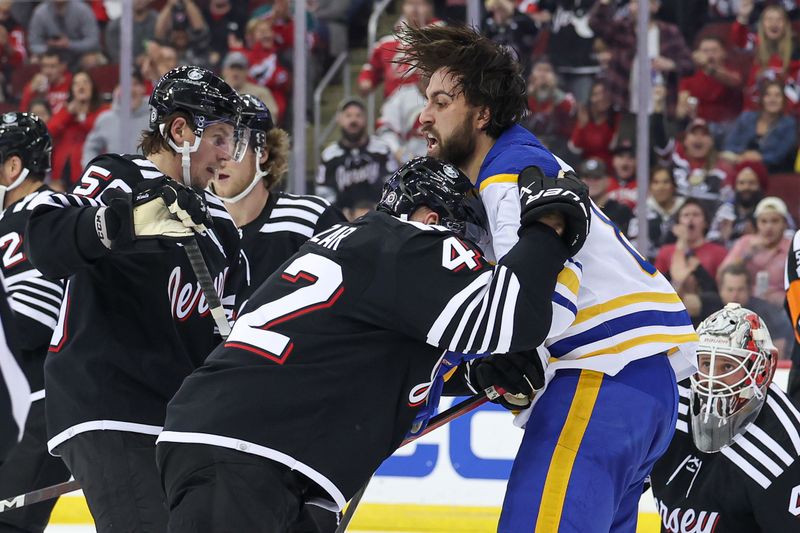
[69,70,103,113]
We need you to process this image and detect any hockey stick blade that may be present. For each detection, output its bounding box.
[336,386,505,532]
[183,238,231,339]
[0,479,80,513]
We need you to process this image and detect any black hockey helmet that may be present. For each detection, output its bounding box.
[240,93,274,152]
[377,157,488,242]
[0,112,51,176]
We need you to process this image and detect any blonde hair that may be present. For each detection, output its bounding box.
[262,128,290,190]
[757,6,793,72]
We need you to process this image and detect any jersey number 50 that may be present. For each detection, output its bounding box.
[225,253,344,364]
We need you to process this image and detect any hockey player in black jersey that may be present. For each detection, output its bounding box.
[23,66,246,532]
[0,272,28,465]
[209,94,345,311]
[0,113,71,533]
[650,303,800,533]
[156,157,592,532]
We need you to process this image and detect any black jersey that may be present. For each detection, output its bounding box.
[160,212,568,511]
[24,154,241,454]
[650,381,800,533]
[0,186,63,394]
[315,138,398,208]
[0,272,27,461]
[235,191,344,310]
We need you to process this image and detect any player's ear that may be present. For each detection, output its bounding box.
[169,117,194,145]
[475,106,491,131]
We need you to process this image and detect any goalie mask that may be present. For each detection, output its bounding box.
[377,156,488,245]
[150,66,249,186]
[690,303,778,453]
[0,112,51,207]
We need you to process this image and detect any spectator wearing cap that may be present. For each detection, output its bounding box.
[316,98,399,220]
[671,118,733,212]
[104,0,158,64]
[521,56,576,158]
[646,165,685,261]
[19,49,72,116]
[568,80,618,169]
[220,51,279,122]
[579,157,634,235]
[607,140,638,210]
[722,79,798,172]
[676,35,743,138]
[720,196,793,306]
[708,160,768,248]
[589,0,693,113]
[27,0,101,67]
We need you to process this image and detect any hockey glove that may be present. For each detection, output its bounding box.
[467,350,545,411]
[517,166,591,256]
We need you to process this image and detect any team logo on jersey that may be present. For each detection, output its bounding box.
[442,164,458,179]
[168,266,227,322]
[2,113,16,124]
[653,497,720,533]
[187,68,204,81]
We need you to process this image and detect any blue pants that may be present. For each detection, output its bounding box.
[499,354,678,533]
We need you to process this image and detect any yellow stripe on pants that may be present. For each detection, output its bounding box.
[535,370,604,532]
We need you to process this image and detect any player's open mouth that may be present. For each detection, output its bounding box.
[217,172,230,181]
[426,133,438,150]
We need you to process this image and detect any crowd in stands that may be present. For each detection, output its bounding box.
[2,0,799,355]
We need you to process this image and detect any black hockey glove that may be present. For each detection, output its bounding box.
[467,350,545,411]
[517,166,591,256]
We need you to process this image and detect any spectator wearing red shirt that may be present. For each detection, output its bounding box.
[521,56,576,157]
[655,198,729,281]
[677,35,743,133]
[19,49,72,116]
[568,80,618,169]
[671,118,733,212]
[357,0,435,99]
[47,71,108,188]
[0,0,25,65]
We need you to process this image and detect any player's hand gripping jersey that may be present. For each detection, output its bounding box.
[24,154,241,453]
[477,126,698,392]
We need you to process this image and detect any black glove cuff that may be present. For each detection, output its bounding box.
[76,207,112,261]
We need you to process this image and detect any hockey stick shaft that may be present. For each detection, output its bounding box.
[0,479,80,514]
[184,238,231,339]
[335,386,505,532]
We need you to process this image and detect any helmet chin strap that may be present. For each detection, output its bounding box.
[160,123,202,186]
[0,167,29,208]
[208,148,269,204]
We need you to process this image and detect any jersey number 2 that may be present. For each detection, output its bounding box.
[225,253,344,364]
[0,231,25,269]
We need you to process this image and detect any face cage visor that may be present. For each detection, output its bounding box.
[196,118,251,163]
[689,345,770,452]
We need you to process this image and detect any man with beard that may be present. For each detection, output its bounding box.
[400,24,698,532]
[708,161,767,248]
[209,94,345,313]
[671,118,733,213]
[316,98,398,220]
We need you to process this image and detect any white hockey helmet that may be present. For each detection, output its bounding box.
[690,303,778,453]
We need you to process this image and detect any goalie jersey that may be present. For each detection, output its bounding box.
[160,211,570,511]
[24,154,241,454]
[649,382,800,533]
[476,125,697,395]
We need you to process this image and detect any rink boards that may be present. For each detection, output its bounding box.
[49,368,791,532]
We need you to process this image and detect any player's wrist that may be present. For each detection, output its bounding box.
[77,206,114,260]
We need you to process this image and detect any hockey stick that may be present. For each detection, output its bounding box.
[0,479,80,514]
[335,385,505,532]
[184,238,231,339]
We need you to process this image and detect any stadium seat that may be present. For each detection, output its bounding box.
[88,64,120,101]
[768,173,800,221]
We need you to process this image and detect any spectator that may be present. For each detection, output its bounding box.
[357,0,435,98]
[313,0,351,60]
[219,51,279,122]
[140,42,178,86]
[688,263,795,354]
[579,157,634,235]
[731,2,800,111]
[200,0,247,66]
[0,0,25,67]
[154,0,211,68]
[722,79,798,172]
[19,49,72,116]
[81,72,150,167]
[104,0,158,64]
[589,0,693,113]
[521,56,576,157]
[676,35,743,139]
[719,196,793,306]
[671,118,733,212]
[27,0,101,67]
[27,98,52,123]
[376,78,427,164]
[607,140,638,209]
[568,80,618,168]
[646,164,685,261]
[47,71,108,188]
[316,98,398,220]
[483,0,539,74]
[232,18,290,123]
[655,198,728,280]
[536,1,601,103]
[708,160,767,247]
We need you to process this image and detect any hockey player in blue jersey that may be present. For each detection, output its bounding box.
[400,24,698,532]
